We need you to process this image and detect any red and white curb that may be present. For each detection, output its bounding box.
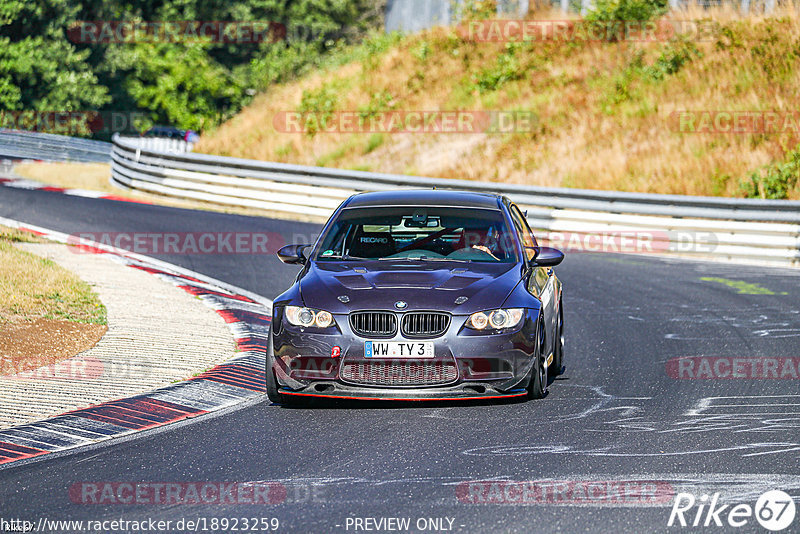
[0,175,150,204]
[0,217,271,467]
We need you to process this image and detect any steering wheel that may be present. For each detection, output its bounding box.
[386,250,446,259]
[446,247,497,261]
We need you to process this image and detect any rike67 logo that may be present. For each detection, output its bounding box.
[668,490,796,531]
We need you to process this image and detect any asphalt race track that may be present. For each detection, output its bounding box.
[1,187,799,533]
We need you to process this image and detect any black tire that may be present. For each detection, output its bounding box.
[528,317,548,399]
[265,330,286,404]
[551,300,564,376]
[266,362,284,404]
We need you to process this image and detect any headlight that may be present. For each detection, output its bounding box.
[466,308,524,330]
[315,310,334,328]
[285,306,335,328]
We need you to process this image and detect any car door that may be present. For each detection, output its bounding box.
[510,204,556,359]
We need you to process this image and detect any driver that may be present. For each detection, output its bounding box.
[461,227,501,261]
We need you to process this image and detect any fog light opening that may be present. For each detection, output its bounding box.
[314,384,334,392]
[464,385,486,394]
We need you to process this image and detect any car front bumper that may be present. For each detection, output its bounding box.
[269,310,539,401]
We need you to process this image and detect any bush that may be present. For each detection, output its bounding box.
[585,0,668,26]
[458,0,499,21]
[601,50,644,110]
[297,81,345,136]
[601,37,699,110]
[749,20,800,84]
[364,133,384,154]
[740,146,800,199]
[473,42,525,93]
[643,38,702,81]
[358,90,395,120]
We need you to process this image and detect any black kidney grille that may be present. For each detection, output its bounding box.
[341,361,458,386]
[401,312,450,338]
[350,311,397,338]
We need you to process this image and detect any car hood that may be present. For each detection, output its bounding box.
[299,261,522,314]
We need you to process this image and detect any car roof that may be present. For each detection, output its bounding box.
[344,190,504,209]
[145,126,184,136]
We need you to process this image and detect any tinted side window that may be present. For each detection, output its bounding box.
[509,204,536,262]
[511,205,538,246]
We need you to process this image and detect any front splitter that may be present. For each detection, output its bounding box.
[279,383,528,401]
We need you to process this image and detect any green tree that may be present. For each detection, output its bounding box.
[1,0,384,134]
[106,41,245,130]
[0,0,109,113]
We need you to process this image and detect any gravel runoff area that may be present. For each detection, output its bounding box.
[0,242,237,429]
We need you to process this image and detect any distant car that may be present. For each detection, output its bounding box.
[267,190,564,403]
[143,125,198,143]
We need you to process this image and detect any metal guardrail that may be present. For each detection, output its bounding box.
[0,130,112,163]
[110,133,800,266]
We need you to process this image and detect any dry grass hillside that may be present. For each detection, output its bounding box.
[196,7,800,199]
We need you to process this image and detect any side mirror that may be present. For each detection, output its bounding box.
[533,246,564,267]
[277,244,310,265]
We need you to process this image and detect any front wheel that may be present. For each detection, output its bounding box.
[265,330,287,404]
[266,361,284,403]
[528,317,548,399]
[551,299,564,376]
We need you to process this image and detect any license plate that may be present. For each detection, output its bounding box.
[365,341,434,359]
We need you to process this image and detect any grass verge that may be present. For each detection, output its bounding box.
[0,226,106,325]
[0,227,109,374]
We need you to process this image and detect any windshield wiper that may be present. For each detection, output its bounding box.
[422,257,471,263]
[378,256,471,263]
[320,253,370,261]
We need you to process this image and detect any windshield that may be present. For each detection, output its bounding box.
[315,206,519,263]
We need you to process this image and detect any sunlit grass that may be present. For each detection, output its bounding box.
[0,227,107,325]
[196,6,800,199]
